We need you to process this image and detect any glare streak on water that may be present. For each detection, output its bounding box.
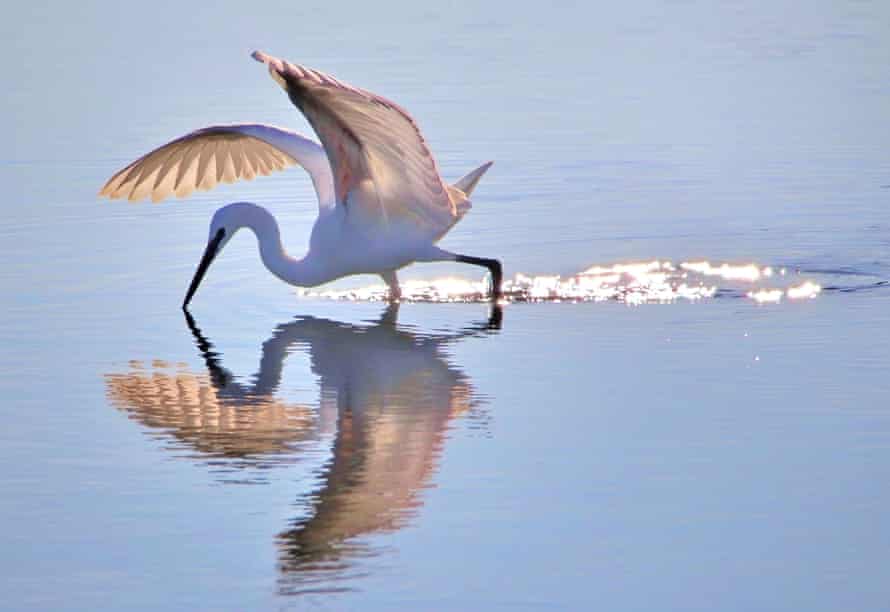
[301,260,827,305]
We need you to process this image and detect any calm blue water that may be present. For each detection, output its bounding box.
[3,2,890,610]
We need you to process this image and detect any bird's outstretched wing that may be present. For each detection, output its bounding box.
[99,124,335,207]
[252,51,469,241]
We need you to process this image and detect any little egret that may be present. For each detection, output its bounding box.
[99,51,502,307]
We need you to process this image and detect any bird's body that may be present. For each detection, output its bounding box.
[99,52,501,306]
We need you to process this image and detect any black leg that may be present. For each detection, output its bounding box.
[455,254,503,301]
[487,304,503,330]
[377,302,401,326]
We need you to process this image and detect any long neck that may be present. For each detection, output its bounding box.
[228,202,328,287]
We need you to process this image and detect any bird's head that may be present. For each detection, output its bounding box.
[182,205,246,309]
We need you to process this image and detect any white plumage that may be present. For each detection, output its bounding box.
[100,51,502,307]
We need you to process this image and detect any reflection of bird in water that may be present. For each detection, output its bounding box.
[104,304,500,592]
[275,305,498,592]
[105,314,324,468]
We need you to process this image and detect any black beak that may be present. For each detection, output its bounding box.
[182,228,225,309]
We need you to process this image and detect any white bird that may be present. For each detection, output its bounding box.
[99,51,502,307]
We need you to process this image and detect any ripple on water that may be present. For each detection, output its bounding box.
[298,259,847,305]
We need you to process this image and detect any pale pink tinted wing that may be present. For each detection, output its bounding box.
[99,124,334,206]
[253,51,468,240]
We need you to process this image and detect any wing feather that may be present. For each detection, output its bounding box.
[173,141,199,191]
[241,145,257,181]
[258,146,286,174]
[152,155,180,202]
[252,51,467,241]
[230,139,245,177]
[214,143,229,183]
[196,140,217,191]
[174,144,200,199]
[219,148,237,184]
[251,143,271,176]
[129,164,161,202]
[99,124,335,208]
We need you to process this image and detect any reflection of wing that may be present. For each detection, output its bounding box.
[104,305,498,594]
[276,311,479,583]
[278,382,475,566]
[105,361,314,459]
[253,51,469,240]
[99,124,335,208]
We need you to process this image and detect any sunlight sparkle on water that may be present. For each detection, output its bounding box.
[747,288,784,303]
[787,281,822,300]
[300,260,822,305]
[680,261,763,281]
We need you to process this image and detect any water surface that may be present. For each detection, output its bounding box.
[3,1,890,610]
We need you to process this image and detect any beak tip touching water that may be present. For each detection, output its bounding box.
[183,228,225,309]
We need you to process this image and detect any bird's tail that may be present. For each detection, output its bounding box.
[451,161,493,197]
